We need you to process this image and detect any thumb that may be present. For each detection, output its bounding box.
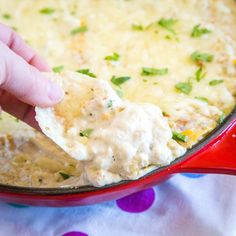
[0,42,63,107]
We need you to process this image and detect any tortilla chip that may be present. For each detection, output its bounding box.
[35,71,122,160]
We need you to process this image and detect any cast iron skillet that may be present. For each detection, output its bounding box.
[0,107,235,207]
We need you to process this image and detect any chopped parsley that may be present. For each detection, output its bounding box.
[209,79,224,86]
[71,25,88,35]
[79,129,94,138]
[165,35,172,40]
[141,67,168,76]
[162,111,169,116]
[59,172,71,180]
[2,13,11,19]
[217,113,225,124]
[52,65,64,73]
[77,68,96,78]
[191,51,214,63]
[172,131,188,142]
[115,88,124,98]
[195,96,209,103]
[111,76,131,86]
[104,52,120,61]
[175,82,192,95]
[195,67,206,82]
[39,8,55,14]
[131,24,145,31]
[158,18,177,35]
[107,100,113,108]
[191,24,211,38]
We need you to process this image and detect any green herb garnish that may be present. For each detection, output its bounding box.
[175,82,192,94]
[191,24,211,38]
[195,96,209,103]
[79,129,94,138]
[107,100,113,108]
[131,24,145,31]
[217,113,225,124]
[77,69,96,78]
[39,8,55,14]
[191,51,213,63]
[115,89,124,98]
[59,172,71,180]
[195,67,206,82]
[71,25,88,35]
[172,131,188,142]
[158,18,177,35]
[111,76,131,86]
[2,13,11,19]
[141,67,168,76]
[52,65,64,73]
[165,35,172,40]
[209,79,224,86]
[104,52,120,61]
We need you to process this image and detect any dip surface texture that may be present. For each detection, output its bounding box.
[0,0,235,187]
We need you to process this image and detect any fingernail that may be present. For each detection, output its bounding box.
[48,82,64,102]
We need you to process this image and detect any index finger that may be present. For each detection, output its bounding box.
[0,23,50,72]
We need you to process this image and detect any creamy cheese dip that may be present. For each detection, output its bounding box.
[0,0,235,187]
[36,72,186,187]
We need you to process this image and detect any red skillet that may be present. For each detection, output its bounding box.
[0,109,235,207]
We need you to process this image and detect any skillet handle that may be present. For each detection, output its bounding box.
[178,119,236,175]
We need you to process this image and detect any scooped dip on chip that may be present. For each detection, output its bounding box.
[35,72,186,186]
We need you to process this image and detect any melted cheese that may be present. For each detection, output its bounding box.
[0,0,235,187]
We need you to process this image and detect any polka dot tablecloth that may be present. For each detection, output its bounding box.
[0,174,236,236]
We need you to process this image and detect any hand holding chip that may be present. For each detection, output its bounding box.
[0,23,63,129]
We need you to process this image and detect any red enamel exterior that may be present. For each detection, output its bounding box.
[0,119,235,207]
[178,119,236,175]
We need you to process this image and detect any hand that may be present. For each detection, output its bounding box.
[0,23,63,129]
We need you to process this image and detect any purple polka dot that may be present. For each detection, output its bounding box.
[62,232,88,236]
[116,188,155,213]
[181,173,206,178]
